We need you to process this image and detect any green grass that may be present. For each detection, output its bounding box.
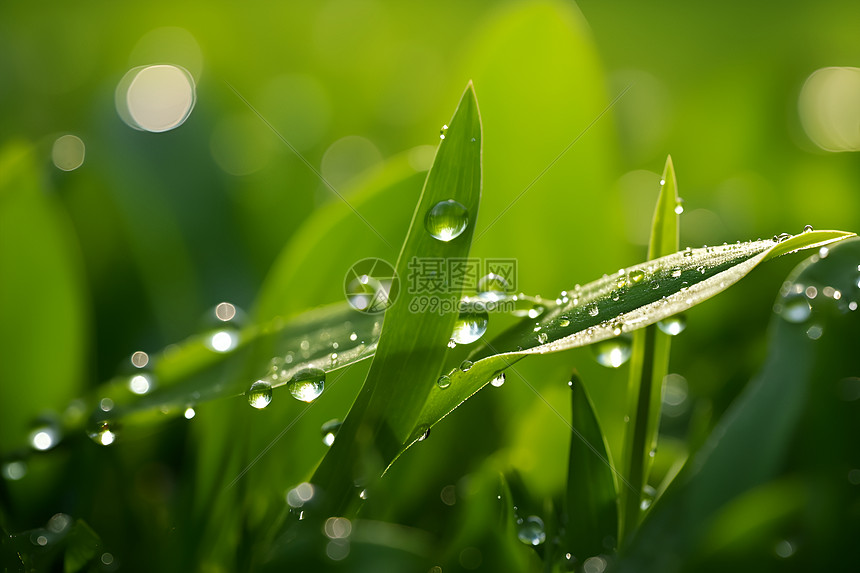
[2,2,860,572]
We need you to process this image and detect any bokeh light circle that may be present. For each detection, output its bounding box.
[116,64,196,133]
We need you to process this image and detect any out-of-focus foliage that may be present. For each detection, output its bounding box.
[1,0,859,571]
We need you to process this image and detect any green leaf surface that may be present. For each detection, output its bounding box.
[64,520,101,573]
[308,82,483,516]
[0,143,89,453]
[619,155,679,541]
[619,237,860,572]
[564,372,619,560]
[407,230,853,455]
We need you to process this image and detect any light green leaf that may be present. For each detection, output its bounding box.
[308,82,483,516]
[0,143,88,454]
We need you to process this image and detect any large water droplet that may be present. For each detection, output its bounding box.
[517,516,546,546]
[490,372,506,387]
[477,273,511,301]
[781,295,812,323]
[459,360,474,372]
[288,368,326,402]
[451,302,489,344]
[591,337,632,368]
[536,332,548,344]
[657,314,687,336]
[88,421,117,446]
[425,199,468,242]
[437,375,451,389]
[321,419,342,446]
[628,269,646,284]
[248,380,273,409]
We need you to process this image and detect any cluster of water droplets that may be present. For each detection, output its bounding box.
[773,246,858,340]
[516,515,546,546]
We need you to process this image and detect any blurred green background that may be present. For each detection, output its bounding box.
[1,0,859,571]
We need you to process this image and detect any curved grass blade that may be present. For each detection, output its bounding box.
[619,237,860,572]
[405,230,854,468]
[619,155,679,542]
[564,372,619,561]
[308,82,483,517]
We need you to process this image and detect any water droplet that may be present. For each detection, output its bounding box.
[88,421,117,446]
[559,318,571,327]
[629,269,646,284]
[130,351,149,368]
[611,322,623,336]
[682,247,693,257]
[129,373,154,395]
[425,199,468,242]
[349,332,358,342]
[359,488,369,500]
[588,305,599,317]
[803,224,814,233]
[29,423,60,451]
[806,324,823,340]
[537,332,548,344]
[774,539,796,559]
[184,407,196,419]
[819,246,830,258]
[657,314,687,336]
[437,375,451,389]
[561,552,578,571]
[459,360,473,372]
[451,302,489,344]
[781,295,812,323]
[671,269,682,278]
[321,419,342,447]
[674,199,684,214]
[215,301,237,321]
[477,273,511,301]
[288,368,326,402]
[447,339,457,348]
[248,380,273,409]
[207,329,239,353]
[490,372,506,387]
[773,232,791,243]
[517,516,546,546]
[99,398,114,412]
[416,425,431,442]
[591,337,632,368]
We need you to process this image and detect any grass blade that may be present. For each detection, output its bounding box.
[619,156,679,542]
[620,237,860,572]
[564,372,619,561]
[308,82,483,516]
